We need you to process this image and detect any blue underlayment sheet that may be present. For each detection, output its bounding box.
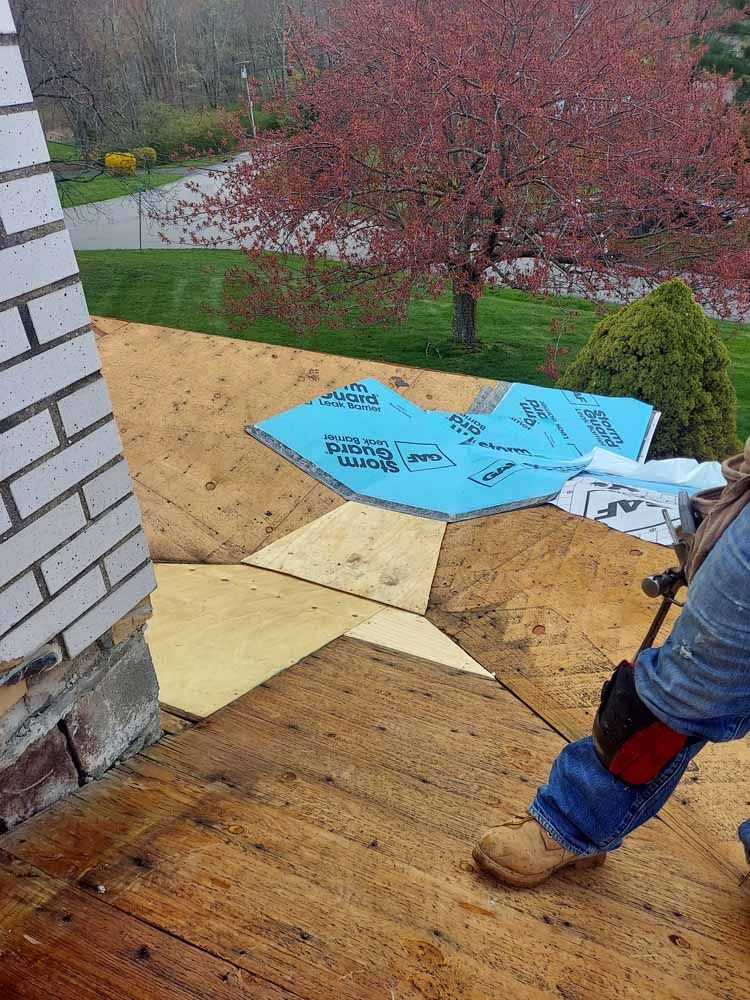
[247,378,666,521]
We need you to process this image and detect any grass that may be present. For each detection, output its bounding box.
[47,140,82,163]
[57,171,184,208]
[77,248,750,438]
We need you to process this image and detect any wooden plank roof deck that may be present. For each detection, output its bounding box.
[2,640,750,1000]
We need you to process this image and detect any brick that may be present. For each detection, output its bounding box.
[11,420,122,517]
[0,566,105,662]
[0,0,16,32]
[104,530,149,586]
[0,172,62,235]
[0,495,86,589]
[28,282,89,345]
[63,563,156,658]
[0,111,47,173]
[0,332,100,422]
[42,496,142,594]
[64,631,160,778]
[0,726,79,830]
[57,377,112,436]
[0,230,78,303]
[82,461,133,517]
[0,307,28,364]
[0,571,42,636]
[0,45,32,107]
[0,410,58,479]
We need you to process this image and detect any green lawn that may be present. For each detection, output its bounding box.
[58,171,184,208]
[77,248,750,438]
[47,140,82,163]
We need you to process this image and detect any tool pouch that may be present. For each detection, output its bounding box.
[592,661,690,786]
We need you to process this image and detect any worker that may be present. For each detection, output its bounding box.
[473,439,750,888]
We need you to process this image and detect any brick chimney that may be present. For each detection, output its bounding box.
[0,2,160,830]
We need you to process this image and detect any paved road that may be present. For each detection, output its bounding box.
[64,156,246,251]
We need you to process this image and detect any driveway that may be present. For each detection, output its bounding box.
[63,156,249,251]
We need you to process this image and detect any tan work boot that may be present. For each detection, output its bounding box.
[472,816,607,888]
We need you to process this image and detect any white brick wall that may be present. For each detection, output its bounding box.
[0,230,79,301]
[0,32,155,669]
[0,0,15,32]
[0,573,42,636]
[0,45,32,104]
[0,112,48,173]
[11,420,122,517]
[0,497,87,589]
[28,283,90,344]
[0,497,10,534]
[0,307,28,363]
[0,567,107,661]
[83,461,133,517]
[58,377,112,435]
[0,172,63,235]
[104,530,150,585]
[0,410,59,479]
[42,496,142,594]
[0,334,101,422]
[63,564,156,658]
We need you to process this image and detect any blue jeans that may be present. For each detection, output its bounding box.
[530,502,750,856]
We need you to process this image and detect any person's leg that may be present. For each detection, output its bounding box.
[475,502,750,881]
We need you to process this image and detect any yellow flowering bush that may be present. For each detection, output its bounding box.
[132,146,157,169]
[104,151,137,176]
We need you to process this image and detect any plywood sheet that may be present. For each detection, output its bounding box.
[97,319,490,564]
[431,604,747,882]
[148,563,380,717]
[431,505,679,664]
[346,606,489,676]
[245,502,446,613]
[5,639,750,1000]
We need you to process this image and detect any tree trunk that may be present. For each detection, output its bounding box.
[451,283,477,345]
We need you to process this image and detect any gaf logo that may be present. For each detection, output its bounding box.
[468,459,518,488]
[395,441,455,472]
[562,390,598,408]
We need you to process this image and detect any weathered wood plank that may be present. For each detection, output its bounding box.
[3,640,750,1000]
[0,851,293,1000]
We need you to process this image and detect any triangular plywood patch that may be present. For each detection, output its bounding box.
[148,563,381,717]
[346,607,490,677]
[244,502,446,613]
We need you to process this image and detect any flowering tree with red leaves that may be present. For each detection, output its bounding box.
[167,0,750,346]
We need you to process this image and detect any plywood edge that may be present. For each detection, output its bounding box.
[345,607,492,678]
[90,315,132,337]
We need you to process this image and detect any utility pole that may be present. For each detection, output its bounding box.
[240,63,257,140]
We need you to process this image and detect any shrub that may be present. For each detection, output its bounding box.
[124,103,239,160]
[558,279,738,461]
[132,146,157,169]
[105,151,137,176]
